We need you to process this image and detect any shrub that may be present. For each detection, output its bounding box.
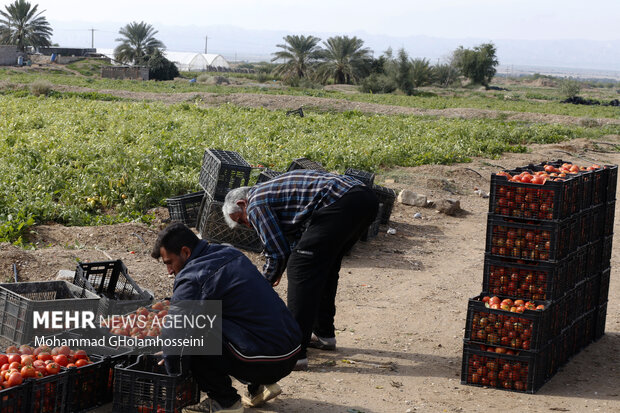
[359,73,397,94]
[30,80,53,96]
[560,79,582,99]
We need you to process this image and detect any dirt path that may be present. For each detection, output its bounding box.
[1,138,618,412]
[51,84,620,127]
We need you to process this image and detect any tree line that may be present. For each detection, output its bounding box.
[0,0,499,88]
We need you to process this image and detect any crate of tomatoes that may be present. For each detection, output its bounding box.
[461,341,551,393]
[486,215,578,263]
[482,254,577,302]
[464,295,558,352]
[489,169,581,221]
[113,354,199,413]
[0,375,29,413]
[1,343,70,413]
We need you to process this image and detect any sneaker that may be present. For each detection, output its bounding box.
[183,398,244,413]
[308,333,337,350]
[293,357,308,371]
[241,383,282,407]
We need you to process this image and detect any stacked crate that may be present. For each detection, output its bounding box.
[196,149,263,252]
[461,161,617,393]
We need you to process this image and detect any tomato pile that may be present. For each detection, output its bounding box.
[0,344,93,389]
[105,300,170,338]
[497,162,602,184]
[490,225,554,261]
[466,351,530,391]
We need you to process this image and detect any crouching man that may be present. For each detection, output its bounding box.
[152,223,302,413]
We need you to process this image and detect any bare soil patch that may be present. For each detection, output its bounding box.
[1,138,619,412]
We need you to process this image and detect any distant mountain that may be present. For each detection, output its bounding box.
[50,21,620,73]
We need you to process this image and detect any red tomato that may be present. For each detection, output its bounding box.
[0,355,7,366]
[45,363,60,375]
[37,352,52,362]
[66,363,76,368]
[20,365,36,378]
[8,362,21,370]
[7,372,23,387]
[20,355,34,366]
[7,354,21,364]
[5,346,18,354]
[53,355,68,367]
[73,350,88,360]
[74,359,89,368]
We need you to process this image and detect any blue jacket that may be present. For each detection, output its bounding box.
[170,240,301,359]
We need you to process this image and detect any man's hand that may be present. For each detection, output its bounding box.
[271,274,283,287]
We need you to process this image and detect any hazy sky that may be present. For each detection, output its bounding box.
[32,0,620,41]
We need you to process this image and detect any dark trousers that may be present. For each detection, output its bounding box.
[286,186,379,358]
[187,343,298,407]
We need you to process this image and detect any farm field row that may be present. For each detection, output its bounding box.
[2,68,620,120]
[1,93,618,243]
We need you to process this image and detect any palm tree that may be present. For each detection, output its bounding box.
[316,36,372,84]
[0,0,52,52]
[114,21,164,65]
[271,35,322,80]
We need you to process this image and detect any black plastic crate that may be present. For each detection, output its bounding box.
[585,239,603,276]
[464,295,553,351]
[74,260,153,317]
[572,280,586,321]
[29,369,69,413]
[579,170,594,210]
[604,164,618,202]
[0,281,100,345]
[583,275,599,314]
[372,184,396,225]
[64,355,109,413]
[344,168,375,187]
[199,149,252,201]
[486,215,577,262]
[256,168,284,184]
[488,172,581,221]
[577,208,595,247]
[598,267,610,305]
[0,381,29,413]
[30,330,132,406]
[360,204,383,242]
[601,235,613,269]
[196,197,263,253]
[166,191,205,227]
[603,200,616,237]
[572,309,596,352]
[460,341,551,393]
[113,355,199,413]
[482,254,573,301]
[591,204,606,241]
[286,157,327,172]
[594,302,607,341]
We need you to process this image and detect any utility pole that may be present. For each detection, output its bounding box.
[204,36,208,54]
[89,28,97,48]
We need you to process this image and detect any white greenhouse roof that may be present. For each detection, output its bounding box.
[95,49,231,71]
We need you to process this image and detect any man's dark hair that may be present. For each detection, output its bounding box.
[151,223,200,259]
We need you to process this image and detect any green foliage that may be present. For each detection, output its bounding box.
[396,49,414,95]
[560,79,582,99]
[114,21,165,65]
[433,63,460,87]
[316,35,372,84]
[453,43,499,88]
[410,58,434,88]
[359,73,397,94]
[145,49,179,81]
[0,209,35,246]
[0,94,616,244]
[272,35,322,81]
[0,0,52,51]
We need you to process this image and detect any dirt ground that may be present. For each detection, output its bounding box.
[1,136,618,412]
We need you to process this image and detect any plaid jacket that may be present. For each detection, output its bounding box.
[247,170,362,281]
